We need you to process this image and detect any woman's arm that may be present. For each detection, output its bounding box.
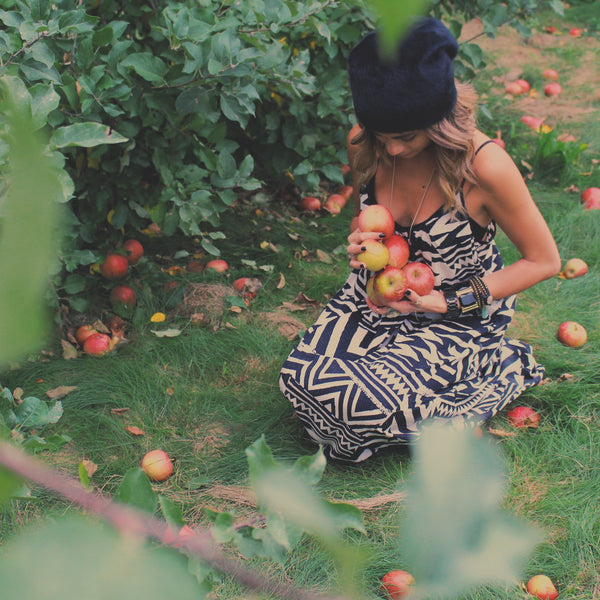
[468,141,562,301]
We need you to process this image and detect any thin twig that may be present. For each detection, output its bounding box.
[0,443,351,600]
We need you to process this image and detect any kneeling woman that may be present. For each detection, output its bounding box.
[279,17,560,462]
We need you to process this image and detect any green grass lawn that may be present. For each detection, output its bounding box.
[2,10,600,600]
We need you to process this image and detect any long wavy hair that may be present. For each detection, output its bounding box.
[349,81,479,212]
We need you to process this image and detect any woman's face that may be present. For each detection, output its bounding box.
[374,130,431,159]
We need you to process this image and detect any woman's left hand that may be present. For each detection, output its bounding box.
[386,289,448,315]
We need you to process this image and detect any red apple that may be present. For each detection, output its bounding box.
[520,115,545,131]
[384,234,410,269]
[83,332,112,356]
[584,196,600,210]
[337,185,354,201]
[402,262,435,296]
[526,574,558,600]
[560,258,588,279]
[581,187,600,207]
[491,130,505,149]
[516,78,530,93]
[358,204,395,239]
[505,81,525,95]
[544,82,562,96]
[557,321,587,348]
[569,27,582,37]
[381,570,416,599]
[75,324,98,345]
[300,196,322,212]
[357,239,390,272]
[340,163,351,177]
[110,284,137,308]
[542,68,559,80]
[373,266,408,302]
[100,253,129,280]
[122,239,144,265]
[324,195,343,214]
[366,275,385,306]
[205,259,229,273]
[141,449,173,482]
[507,406,540,429]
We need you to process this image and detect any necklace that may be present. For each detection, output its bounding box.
[390,155,436,239]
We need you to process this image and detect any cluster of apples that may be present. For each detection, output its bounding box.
[356,205,435,305]
[505,68,562,101]
[99,238,144,310]
[300,182,354,215]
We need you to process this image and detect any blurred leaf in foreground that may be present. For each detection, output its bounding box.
[0,516,203,600]
[399,423,541,599]
[0,76,62,366]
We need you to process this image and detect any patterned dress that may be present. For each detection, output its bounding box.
[279,147,544,462]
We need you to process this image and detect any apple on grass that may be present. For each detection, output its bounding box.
[384,235,410,268]
[542,68,559,80]
[381,570,416,599]
[110,284,137,308]
[300,196,321,212]
[205,259,229,273]
[83,332,113,356]
[581,187,600,209]
[507,406,540,429]
[357,239,390,272]
[358,204,395,239]
[557,321,587,348]
[141,449,173,482]
[544,82,562,97]
[324,194,344,214]
[100,253,129,280]
[526,574,558,600]
[402,262,435,296]
[75,324,98,346]
[560,258,587,279]
[373,266,408,302]
[337,184,354,201]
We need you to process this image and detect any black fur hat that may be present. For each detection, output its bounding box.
[348,17,459,133]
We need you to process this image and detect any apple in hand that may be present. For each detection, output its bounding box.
[381,570,416,599]
[366,275,385,307]
[373,266,408,302]
[357,239,390,272]
[507,406,540,429]
[358,204,395,239]
[384,234,410,268]
[402,262,435,296]
[557,321,587,348]
[526,574,558,600]
[100,253,129,280]
[141,449,173,482]
[560,258,588,279]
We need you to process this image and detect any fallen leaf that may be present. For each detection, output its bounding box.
[125,425,146,436]
[277,273,286,289]
[316,249,332,263]
[280,301,308,312]
[166,388,174,396]
[150,312,166,323]
[487,427,517,438]
[110,407,130,415]
[151,328,181,337]
[46,385,77,399]
[294,292,320,308]
[81,459,98,478]
[92,319,110,334]
[13,387,23,401]
[61,339,79,360]
[557,373,575,382]
[229,305,243,313]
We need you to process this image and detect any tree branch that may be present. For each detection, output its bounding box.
[0,442,351,600]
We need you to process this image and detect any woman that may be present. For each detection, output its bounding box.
[279,17,561,462]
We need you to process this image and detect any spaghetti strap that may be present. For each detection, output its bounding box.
[474,139,497,155]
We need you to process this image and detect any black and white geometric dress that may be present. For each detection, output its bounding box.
[279,163,545,462]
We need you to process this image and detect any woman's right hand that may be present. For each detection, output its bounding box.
[347,227,386,270]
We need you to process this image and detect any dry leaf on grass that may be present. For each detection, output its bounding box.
[125,425,146,436]
[46,385,77,399]
[487,427,518,438]
[61,339,79,360]
[80,459,98,479]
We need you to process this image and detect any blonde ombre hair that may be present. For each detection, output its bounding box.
[349,81,478,212]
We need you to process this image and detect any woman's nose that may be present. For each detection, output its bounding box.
[386,141,405,155]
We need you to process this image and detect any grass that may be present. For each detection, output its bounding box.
[2,13,600,600]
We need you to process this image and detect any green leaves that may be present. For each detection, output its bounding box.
[49,122,128,149]
[399,423,541,599]
[0,517,204,600]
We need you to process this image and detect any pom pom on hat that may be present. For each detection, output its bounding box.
[348,17,459,133]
